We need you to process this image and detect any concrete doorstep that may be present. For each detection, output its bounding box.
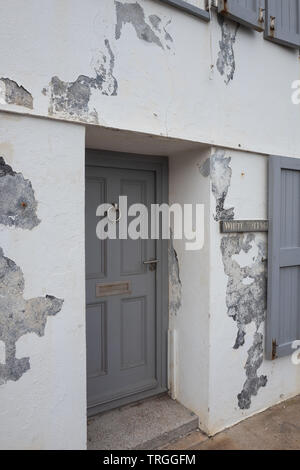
[87,394,199,450]
[88,394,300,450]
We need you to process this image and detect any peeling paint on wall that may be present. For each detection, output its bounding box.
[163,20,173,47]
[0,78,33,109]
[169,235,182,316]
[213,148,268,409]
[0,156,40,230]
[198,157,211,178]
[210,150,234,221]
[91,39,118,97]
[0,248,63,384]
[238,332,268,409]
[221,234,267,348]
[47,39,117,123]
[221,233,268,408]
[149,13,162,32]
[149,15,173,49]
[115,1,173,50]
[0,156,63,385]
[216,15,239,85]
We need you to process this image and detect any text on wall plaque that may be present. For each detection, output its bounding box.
[220,220,269,234]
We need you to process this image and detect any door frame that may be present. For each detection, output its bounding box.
[86,149,169,415]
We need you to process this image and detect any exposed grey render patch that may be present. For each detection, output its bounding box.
[47,39,117,123]
[211,150,234,221]
[169,235,182,316]
[221,234,267,348]
[0,78,33,109]
[163,20,173,45]
[221,233,268,408]
[115,1,162,48]
[0,156,40,230]
[216,15,239,84]
[150,16,173,48]
[198,157,211,178]
[149,14,162,31]
[115,1,173,50]
[0,248,64,384]
[237,332,268,409]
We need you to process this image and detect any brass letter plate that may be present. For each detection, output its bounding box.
[96,281,131,297]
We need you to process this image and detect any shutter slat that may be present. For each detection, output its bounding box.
[158,0,210,21]
[265,0,300,48]
[218,0,265,32]
[266,156,300,360]
[280,248,300,267]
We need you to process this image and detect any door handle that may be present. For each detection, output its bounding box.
[143,259,159,271]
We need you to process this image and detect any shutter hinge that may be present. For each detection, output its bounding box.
[210,0,218,9]
[270,16,276,31]
[272,339,277,360]
[258,8,265,25]
[219,0,228,13]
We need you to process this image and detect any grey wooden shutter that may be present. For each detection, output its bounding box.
[158,0,210,21]
[218,0,265,31]
[265,0,300,48]
[266,156,300,360]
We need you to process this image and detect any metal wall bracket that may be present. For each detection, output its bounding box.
[220,220,269,233]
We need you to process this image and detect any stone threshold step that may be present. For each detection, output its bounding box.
[87,393,199,450]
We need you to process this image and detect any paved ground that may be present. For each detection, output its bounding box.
[87,394,198,450]
[160,395,300,450]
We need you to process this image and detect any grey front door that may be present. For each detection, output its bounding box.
[85,152,168,414]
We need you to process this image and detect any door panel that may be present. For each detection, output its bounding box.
[86,177,107,279]
[120,178,148,275]
[86,302,107,379]
[85,163,162,412]
[120,296,146,370]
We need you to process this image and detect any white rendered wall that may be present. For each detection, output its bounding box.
[169,147,300,435]
[0,114,87,449]
[0,0,299,158]
[168,148,211,433]
[207,148,300,434]
[0,0,300,443]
